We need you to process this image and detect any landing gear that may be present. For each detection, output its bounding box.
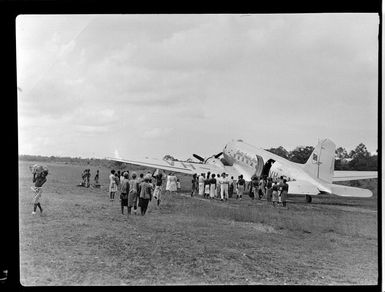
[305,195,312,203]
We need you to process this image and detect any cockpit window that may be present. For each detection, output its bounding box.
[237,139,243,142]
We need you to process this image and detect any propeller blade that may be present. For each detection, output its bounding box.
[193,154,205,162]
[214,152,223,158]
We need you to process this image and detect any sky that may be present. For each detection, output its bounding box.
[16,14,379,160]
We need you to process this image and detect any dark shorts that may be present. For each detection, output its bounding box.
[138,198,150,209]
[121,193,128,206]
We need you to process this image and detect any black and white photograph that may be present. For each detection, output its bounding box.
[15,13,378,286]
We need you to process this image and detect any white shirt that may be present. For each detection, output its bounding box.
[219,177,229,185]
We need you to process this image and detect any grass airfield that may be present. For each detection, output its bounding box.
[19,161,378,285]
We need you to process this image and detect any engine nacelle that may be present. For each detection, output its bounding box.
[205,157,224,169]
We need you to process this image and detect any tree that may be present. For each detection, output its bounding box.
[288,146,315,164]
[349,143,370,160]
[335,147,348,159]
[265,146,289,160]
[347,143,376,171]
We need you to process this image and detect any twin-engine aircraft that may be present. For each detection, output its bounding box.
[108,138,377,203]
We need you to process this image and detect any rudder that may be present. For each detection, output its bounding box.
[303,138,336,183]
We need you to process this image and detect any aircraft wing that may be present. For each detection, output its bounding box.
[332,171,377,182]
[107,156,231,176]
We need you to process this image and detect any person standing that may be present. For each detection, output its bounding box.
[128,172,140,215]
[206,171,211,193]
[258,177,265,199]
[216,174,221,198]
[136,173,144,213]
[250,177,259,200]
[198,173,205,196]
[85,169,91,188]
[30,166,48,215]
[166,172,171,194]
[272,180,279,207]
[219,173,229,201]
[152,172,163,206]
[168,173,178,195]
[109,170,117,202]
[237,175,245,200]
[278,178,289,207]
[139,177,153,215]
[120,172,130,215]
[177,178,181,192]
[94,170,100,188]
[191,174,198,197]
[81,169,87,186]
[115,171,121,200]
[120,171,125,184]
[209,173,217,199]
[204,175,210,198]
[266,178,273,202]
[229,176,234,198]
[281,179,289,207]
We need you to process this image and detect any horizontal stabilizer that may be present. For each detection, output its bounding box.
[332,171,377,182]
[328,183,373,197]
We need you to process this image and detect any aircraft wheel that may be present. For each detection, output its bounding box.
[305,195,312,203]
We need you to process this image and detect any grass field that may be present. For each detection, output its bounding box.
[19,161,378,285]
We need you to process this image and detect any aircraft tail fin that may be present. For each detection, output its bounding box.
[303,138,336,183]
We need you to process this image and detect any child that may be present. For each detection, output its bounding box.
[30,165,48,215]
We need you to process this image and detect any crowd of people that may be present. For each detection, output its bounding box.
[191,172,289,207]
[80,169,100,188]
[29,164,289,218]
[108,169,180,217]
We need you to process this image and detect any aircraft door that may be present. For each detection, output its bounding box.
[254,155,264,177]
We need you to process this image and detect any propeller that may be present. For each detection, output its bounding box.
[193,154,205,162]
[214,152,223,159]
[193,152,223,162]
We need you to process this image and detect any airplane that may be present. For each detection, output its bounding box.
[107,138,377,203]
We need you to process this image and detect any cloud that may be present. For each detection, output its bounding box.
[16,14,378,157]
[140,127,173,139]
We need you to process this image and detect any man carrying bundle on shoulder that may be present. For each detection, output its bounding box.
[29,164,48,215]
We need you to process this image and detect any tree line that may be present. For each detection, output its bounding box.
[265,143,377,171]
[18,154,144,171]
[19,141,378,172]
